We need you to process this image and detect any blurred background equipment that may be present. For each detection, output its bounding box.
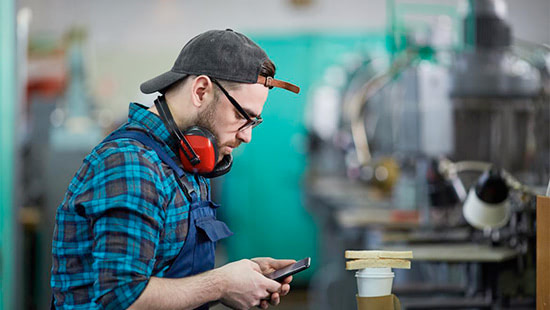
[19,25,105,308]
[305,0,549,308]
[1,0,548,309]
[461,167,511,230]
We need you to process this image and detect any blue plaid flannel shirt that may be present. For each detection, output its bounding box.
[51,103,210,309]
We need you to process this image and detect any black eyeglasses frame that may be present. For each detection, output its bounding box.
[211,78,263,132]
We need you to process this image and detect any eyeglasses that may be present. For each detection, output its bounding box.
[211,78,263,132]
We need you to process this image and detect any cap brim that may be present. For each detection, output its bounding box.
[140,70,188,94]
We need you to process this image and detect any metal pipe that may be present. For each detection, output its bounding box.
[347,51,416,166]
[439,158,540,196]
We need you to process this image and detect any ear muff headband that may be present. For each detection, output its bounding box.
[203,154,233,178]
[155,96,200,165]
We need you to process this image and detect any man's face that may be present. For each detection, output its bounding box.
[196,83,268,163]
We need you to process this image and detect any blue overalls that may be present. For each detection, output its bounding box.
[51,129,233,309]
[105,130,234,309]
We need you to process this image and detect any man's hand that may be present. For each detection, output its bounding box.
[251,257,296,309]
[215,259,282,310]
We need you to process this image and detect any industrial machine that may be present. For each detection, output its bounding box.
[305,0,549,308]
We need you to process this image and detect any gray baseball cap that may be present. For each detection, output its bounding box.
[140,29,300,94]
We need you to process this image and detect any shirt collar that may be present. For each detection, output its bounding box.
[127,102,179,156]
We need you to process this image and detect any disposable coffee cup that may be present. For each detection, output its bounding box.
[355,267,394,297]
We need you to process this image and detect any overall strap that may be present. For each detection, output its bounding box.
[103,129,198,202]
[194,175,210,201]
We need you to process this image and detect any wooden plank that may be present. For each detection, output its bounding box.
[346,258,411,270]
[537,196,550,310]
[345,250,413,259]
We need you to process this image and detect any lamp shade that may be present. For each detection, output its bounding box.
[463,169,510,229]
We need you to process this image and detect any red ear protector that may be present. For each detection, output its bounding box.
[154,96,232,178]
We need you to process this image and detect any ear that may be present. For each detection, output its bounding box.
[190,75,215,108]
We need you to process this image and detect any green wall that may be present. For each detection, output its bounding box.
[0,0,16,308]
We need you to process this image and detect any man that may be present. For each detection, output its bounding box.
[51,29,301,310]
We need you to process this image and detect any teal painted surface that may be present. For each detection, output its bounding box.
[219,33,385,283]
[0,0,16,308]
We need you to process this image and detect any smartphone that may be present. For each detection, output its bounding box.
[266,257,311,282]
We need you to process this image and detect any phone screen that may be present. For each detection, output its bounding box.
[266,257,311,282]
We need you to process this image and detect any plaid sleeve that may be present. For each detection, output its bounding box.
[73,142,167,309]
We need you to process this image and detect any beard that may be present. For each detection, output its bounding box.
[195,101,223,154]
